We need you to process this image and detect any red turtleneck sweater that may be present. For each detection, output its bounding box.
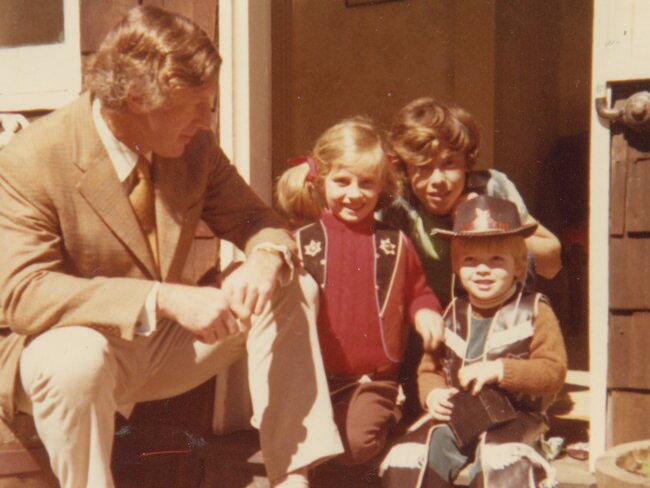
[317,211,440,377]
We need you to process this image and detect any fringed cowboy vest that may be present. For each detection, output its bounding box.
[440,291,557,488]
[442,292,556,413]
[296,220,409,364]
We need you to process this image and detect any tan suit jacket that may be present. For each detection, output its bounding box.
[0,93,295,420]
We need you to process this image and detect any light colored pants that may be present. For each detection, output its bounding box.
[17,270,343,488]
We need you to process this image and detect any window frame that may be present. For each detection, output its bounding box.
[0,0,81,111]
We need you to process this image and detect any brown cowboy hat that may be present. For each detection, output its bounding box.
[433,195,538,239]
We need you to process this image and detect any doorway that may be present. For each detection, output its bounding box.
[491,2,593,372]
[272,0,593,368]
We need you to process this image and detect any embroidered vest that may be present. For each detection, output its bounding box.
[442,292,551,413]
[295,220,409,363]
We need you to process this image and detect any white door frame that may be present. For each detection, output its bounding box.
[218,0,273,266]
[212,1,272,434]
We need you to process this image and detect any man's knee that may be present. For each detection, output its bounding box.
[261,269,318,336]
[20,326,115,401]
[276,268,318,308]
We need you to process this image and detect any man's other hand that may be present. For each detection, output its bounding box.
[221,248,284,324]
[157,283,241,343]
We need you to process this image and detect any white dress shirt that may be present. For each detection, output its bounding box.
[91,98,159,336]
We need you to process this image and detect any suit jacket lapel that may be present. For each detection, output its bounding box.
[74,95,159,278]
[78,158,159,278]
[153,155,187,281]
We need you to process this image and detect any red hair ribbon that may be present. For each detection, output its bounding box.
[287,156,319,183]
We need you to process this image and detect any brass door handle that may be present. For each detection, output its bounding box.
[595,91,650,131]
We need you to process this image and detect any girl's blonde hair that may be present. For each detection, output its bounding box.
[451,234,528,281]
[276,117,402,226]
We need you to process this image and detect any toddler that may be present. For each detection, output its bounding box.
[417,195,567,487]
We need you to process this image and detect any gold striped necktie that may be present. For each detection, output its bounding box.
[129,155,159,269]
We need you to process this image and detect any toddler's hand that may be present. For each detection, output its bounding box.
[414,309,444,352]
[425,387,458,422]
[458,360,503,395]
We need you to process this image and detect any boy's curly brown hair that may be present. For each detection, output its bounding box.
[388,97,480,170]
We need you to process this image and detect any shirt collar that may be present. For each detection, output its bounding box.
[91,98,149,183]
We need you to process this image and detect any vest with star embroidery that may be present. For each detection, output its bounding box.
[296,220,410,363]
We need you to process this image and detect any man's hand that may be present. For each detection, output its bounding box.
[458,360,503,395]
[414,309,444,352]
[221,248,284,324]
[157,283,241,344]
[425,387,459,422]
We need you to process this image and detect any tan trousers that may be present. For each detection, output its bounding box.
[17,270,343,488]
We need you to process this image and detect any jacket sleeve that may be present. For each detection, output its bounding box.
[199,138,296,256]
[499,301,567,396]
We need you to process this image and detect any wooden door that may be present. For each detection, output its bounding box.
[604,82,650,445]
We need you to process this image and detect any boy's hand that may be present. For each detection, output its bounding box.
[458,360,503,395]
[425,387,459,422]
[414,309,444,352]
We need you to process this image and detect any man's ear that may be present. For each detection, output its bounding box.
[125,90,147,114]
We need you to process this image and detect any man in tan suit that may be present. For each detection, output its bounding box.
[0,6,341,488]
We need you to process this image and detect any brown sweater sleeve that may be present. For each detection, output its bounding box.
[499,300,568,396]
[417,349,449,409]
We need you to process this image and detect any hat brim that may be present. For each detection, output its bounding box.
[433,221,538,239]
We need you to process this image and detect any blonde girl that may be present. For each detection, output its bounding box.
[276,117,444,466]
